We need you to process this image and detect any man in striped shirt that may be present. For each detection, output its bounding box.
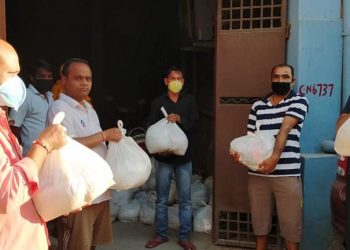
[232,64,308,250]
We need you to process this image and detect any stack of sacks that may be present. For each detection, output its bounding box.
[110,189,134,222]
[193,204,212,234]
[139,191,157,225]
[191,180,209,211]
[204,176,213,205]
[118,200,141,222]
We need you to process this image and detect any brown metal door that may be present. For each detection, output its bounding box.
[0,0,6,39]
[214,0,287,247]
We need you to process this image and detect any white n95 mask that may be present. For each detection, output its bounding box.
[0,76,26,111]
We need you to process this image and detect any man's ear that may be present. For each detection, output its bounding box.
[164,77,169,86]
[291,78,296,88]
[61,76,67,86]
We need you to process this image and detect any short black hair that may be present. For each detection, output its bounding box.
[27,59,52,77]
[61,58,90,77]
[165,66,184,78]
[271,63,294,78]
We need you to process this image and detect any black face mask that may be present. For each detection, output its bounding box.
[33,79,53,94]
[271,82,291,96]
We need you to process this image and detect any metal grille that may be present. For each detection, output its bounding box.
[217,211,282,249]
[221,0,282,30]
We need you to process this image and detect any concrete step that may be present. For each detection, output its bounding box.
[97,221,244,250]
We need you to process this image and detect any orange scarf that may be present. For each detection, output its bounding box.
[51,80,92,103]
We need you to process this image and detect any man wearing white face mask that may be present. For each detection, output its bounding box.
[145,66,199,250]
[0,39,67,250]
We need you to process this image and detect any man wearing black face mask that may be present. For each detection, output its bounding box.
[231,64,309,250]
[9,59,54,155]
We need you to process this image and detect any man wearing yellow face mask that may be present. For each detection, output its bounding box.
[145,67,199,250]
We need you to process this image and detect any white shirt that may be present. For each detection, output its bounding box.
[9,84,50,155]
[46,93,111,204]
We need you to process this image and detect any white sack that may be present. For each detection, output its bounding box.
[110,201,120,223]
[193,205,212,234]
[110,189,134,206]
[335,119,350,156]
[230,124,275,171]
[33,112,115,222]
[106,121,152,190]
[118,200,140,222]
[139,192,157,225]
[145,107,188,155]
[191,181,209,210]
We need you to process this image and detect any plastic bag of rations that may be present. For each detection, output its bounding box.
[230,123,275,171]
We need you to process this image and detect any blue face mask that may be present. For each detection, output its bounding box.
[0,76,26,110]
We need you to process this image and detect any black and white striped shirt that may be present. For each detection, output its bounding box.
[247,91,309,177]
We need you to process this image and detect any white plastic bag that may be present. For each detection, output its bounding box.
[335,119,350,156]
[118,200,141,222]
[110,189,134,206]
[193,205,212,234]
[230,123,275,171]
[139,192,157,225]
[106,121,152,190]
[145,107,188,155]
[109,201,120,223]
[191,181,209,210]
[33,112,115,222]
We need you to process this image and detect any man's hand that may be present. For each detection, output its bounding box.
[258,155,279,174]
[229,151,248,168]
[103,128,122,142]
[38,124,67,152]
[230,151,240,162]
[167,113,180,123]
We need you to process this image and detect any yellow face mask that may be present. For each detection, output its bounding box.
[168,80,183,94]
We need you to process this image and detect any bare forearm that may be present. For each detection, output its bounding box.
[74,132,104,149]
[336,114,350,132]
[271,129,289,160]
[26,144,48,171]
[271,118,296,161]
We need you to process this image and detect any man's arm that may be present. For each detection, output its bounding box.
[167,96,199,132]
[336,113,350,132]
[147,100,160,129]
[9,125,22,144]
[74,128,122,148]
[258,116,299,174]
[0,124,66,214]
[336,96,350,131]
[8,100,28,144]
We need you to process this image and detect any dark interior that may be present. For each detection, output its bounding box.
[5,0,215,176]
